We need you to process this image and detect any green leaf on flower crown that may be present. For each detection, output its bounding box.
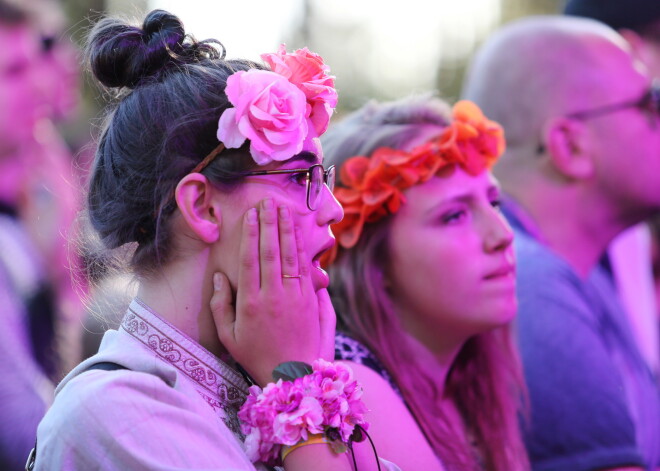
[272,361,313,382]
[329,440,348,455]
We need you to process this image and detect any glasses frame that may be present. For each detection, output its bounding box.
[537,81,660,154]
[241,164,336,211]
[564,81,660,121]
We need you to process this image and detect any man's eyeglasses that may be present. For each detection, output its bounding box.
[538,81,659,154]
[565,81,660,122]
[242,164,336,211]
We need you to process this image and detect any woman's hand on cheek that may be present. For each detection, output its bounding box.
[316,286,337,362]
[210,197,335,387]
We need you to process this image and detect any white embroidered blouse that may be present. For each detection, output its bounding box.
[34,299,401,471]
[34,299,265,470]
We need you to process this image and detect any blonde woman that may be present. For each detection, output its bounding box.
[324,96,530,471]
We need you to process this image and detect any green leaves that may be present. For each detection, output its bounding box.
[272,361,313,382]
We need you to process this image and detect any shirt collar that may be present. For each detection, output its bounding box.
[501,193,549,244]
[121,298,250,437]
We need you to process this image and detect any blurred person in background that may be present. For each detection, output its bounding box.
[463,15,660,471]
[565,0,660,378]
[323,96,530,471]
[17,0,86,374]
[0,1,58,469]
[0,0,85,468]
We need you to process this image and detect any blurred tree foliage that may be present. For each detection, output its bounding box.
[61,0,565,131]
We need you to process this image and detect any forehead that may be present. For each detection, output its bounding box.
[589,38,650,96]
[398,168,497,215]
[260,151,321,170]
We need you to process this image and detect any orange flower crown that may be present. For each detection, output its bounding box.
[324,100,505,266]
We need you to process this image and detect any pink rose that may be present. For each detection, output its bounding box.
[262,45,338,139]
[217,69,308,165]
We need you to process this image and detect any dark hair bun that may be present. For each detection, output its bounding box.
[86,9,200,89]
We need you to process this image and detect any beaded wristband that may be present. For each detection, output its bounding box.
[237,359,369,465]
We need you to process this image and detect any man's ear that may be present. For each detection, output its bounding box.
[541,116,594,180]
[175,173,221,243]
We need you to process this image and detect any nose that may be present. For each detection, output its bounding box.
[317,184,344,226]
[482,207,514,253]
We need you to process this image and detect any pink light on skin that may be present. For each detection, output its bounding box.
[211,154,343,295]
[385,168,516,357]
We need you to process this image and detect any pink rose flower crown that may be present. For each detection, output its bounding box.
[216,45,338,166]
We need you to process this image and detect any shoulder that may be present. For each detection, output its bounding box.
[37,367,255,469]
[43,367,187,437]
[337,360,443,470]
[511,230,601,333]
[335,332,400,396]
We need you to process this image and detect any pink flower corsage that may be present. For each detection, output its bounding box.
[237,359,369,465]
[217,46,337,166]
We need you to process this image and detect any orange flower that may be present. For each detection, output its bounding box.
[324,100,505,266]
[438,100,505,175]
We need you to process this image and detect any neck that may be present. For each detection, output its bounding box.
[136,248,225,358]
[399,321,464,397]
[505,180,631,278]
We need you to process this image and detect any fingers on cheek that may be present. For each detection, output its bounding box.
[295,227,311,276]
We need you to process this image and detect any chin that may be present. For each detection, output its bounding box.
[311,264,330,291]
[473,301,518,333]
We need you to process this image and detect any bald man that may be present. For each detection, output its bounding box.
[565,0,660,382]
[463,16,660,471]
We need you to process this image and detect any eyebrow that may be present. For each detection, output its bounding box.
[291,151,321,165]
[425,184,501,214]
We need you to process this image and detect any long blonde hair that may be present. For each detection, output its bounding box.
[323,96,529,471]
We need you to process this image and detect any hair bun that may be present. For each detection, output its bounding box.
[86,9,187,89]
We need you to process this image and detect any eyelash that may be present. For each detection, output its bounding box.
[442,209,466,224]
[289,172,309,186]
[441,199,502,224]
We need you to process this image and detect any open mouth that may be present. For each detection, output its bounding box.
[312,240,335,270]
[310,240,336,288]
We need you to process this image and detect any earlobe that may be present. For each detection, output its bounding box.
[175,174,222,243]
[541,117,594,180]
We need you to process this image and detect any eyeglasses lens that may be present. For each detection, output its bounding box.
[326,166,336,193]
[308,165,324,210]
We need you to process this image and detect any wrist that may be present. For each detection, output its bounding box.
[237,359,369,466]
[280,433,330,462]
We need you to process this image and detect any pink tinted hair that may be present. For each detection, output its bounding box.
[324,96,530,471]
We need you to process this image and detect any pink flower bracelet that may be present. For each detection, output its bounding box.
[237,359,370,465]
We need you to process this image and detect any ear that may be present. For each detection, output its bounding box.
[175,173,222,244]
[541,116,594,180]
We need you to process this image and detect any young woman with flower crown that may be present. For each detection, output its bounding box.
[322,96,530,471]
[30,10,397,471]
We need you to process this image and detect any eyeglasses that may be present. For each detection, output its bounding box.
[537,81,659,154]
[565,81,660,122]
[242,164,336,211]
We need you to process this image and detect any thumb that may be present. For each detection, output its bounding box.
[317,288,337,361]
[210,272,236,346]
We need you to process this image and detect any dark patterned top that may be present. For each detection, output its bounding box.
[334,331,401,397]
